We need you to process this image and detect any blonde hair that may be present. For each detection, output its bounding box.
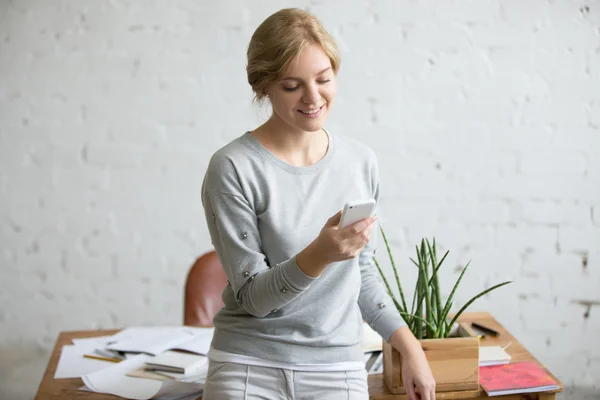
[246,8,341,104]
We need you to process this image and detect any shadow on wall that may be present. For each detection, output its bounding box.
[0,343,49,400]
[559,386,600,400]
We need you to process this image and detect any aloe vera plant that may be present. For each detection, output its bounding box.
[374,227,512,340]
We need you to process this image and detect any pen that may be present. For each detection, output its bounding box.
[84,354,122,363]
[471,322,499,337]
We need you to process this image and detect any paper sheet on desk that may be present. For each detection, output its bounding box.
[72,335,115,347]
[107,331,196,356]
[103,326,214,356]
[71,329,146,348]
[70,327,215,356]
[362,322,382,353]
[55,345,116,378]
[172,327,214,355]
[82,354,203,400]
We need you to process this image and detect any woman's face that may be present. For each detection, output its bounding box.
[266,43,337,133]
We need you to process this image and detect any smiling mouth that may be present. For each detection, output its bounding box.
[298,104,325,115]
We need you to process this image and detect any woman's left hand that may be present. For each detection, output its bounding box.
[400,348,436,400]
[389,326,436,400]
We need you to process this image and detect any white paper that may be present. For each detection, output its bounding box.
[172,328,215,355]
[146,351,208,375]
[107,331,195,356]
[54,345,117,379]
[73,326,215,356]
[82,355,157,398]
[479,345,511,366]
[72,329,143,347]
[182,327,215,336]
[112,327,199,340]
[82,354,203,400]
[72,335,117,347]
[368,352,384,375]
[155,366,208,383]
[362,322,383,353]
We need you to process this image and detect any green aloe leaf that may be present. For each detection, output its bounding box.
[409,258,420,318]
[427,250,449,287]
[415,256,424,340]
[434,301,453,337]
[380,227,408,313]
[376,232,512,340]
[419,240,435,338]
[399,311,438,336]
[427,239,444,324]
[443,302,453,337]
[438,260,472,326]
[374,258,409,325]
[447,281,513,329]
[409,250,439,328]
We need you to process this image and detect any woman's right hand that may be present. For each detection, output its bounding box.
[296,210,377,277]
[313,210,377,264]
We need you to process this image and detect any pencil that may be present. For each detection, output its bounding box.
[84,354,122,363]
[471,322,499,337]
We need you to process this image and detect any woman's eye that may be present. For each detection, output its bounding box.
[282,79,331,92]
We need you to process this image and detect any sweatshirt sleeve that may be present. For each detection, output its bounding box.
[201,155,317,318]
[357,154,408,341]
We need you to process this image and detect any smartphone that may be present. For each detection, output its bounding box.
[339,198,377,229]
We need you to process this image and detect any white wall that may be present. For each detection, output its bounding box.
[1,1,599,398]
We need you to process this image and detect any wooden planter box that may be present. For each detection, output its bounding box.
[383,322,480,395]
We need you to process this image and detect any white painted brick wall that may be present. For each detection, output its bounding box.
[1,0,599,398]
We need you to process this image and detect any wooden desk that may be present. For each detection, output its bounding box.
[35,327,122,400]
[369,312,563,400]
[35,312,562,400]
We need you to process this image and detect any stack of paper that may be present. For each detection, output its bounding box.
[362,322,382,353]
[86,327,214,362]
[171,329,214,355]
[362,322,384,375]
[364,352,384,375]
[81,354,204,400]
[105,330,196,356]
[53,326,215,399]
[145,351,209,376]
[479,345,512,367]
[55,345,118,379]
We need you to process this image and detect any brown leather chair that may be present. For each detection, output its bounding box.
[184,250,228,327]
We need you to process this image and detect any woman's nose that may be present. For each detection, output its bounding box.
[302,84,321,104]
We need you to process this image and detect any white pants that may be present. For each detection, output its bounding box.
[203,360,369,400]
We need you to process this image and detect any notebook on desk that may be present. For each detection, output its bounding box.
[479,361,560,396]
[479,345,511,366]
[144,351,208,376]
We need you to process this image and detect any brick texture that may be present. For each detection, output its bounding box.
[0,0,599,398]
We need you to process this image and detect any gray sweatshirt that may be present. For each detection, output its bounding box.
[201,130,406,364]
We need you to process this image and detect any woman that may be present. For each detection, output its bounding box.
[201,8,436,400]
